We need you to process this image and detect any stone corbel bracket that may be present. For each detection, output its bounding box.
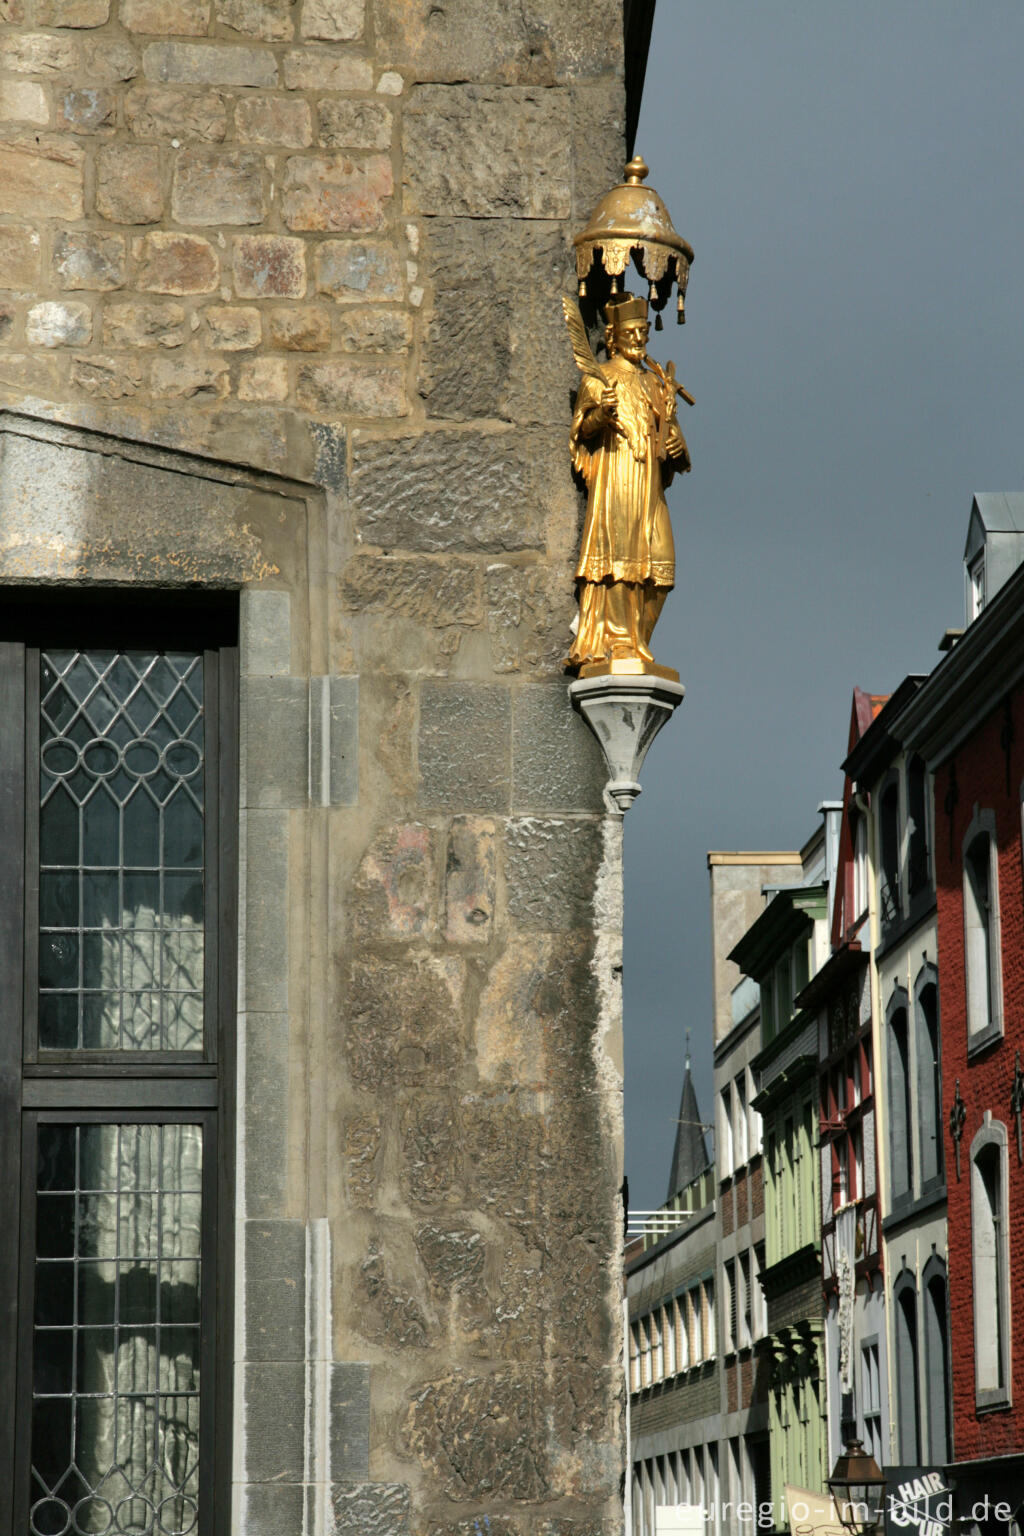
[568,674,685,814]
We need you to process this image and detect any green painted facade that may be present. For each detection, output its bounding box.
[734,879,829,1525]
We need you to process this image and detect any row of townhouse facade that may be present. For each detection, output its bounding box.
[626,494,1024,1535]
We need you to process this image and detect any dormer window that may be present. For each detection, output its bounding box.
[969,553,986,620]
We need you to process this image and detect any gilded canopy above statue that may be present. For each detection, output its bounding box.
[574,155,694,323]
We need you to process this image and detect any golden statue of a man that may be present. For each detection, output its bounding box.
[565,292,690,674]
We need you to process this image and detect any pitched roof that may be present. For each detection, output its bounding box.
[666,1048,712,1201]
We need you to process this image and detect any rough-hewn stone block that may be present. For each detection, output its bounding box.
[238,356,289,400]
[282,152,392,233]
[124,85,228,142]
[350,431,544,554]
[56,86,116,132]
[513,684,606,812]
[403,1370,550,1500]
[420,218,573,423]
[281,46,371,91]
[373,0,622,85]
[0,136,84,219]
[419,681,511,812]
[341,952,464,1091]
[172,148,264,225]
[0,80,49,127]
[295,359,406,417]
[235,93,311,146]
[95,143,164,223]
[234,233,306,297]
[484,562,576,676]
[343,1114,381,1209]
[0,304,14,342]
[351,822,436,940]
[26,300,91,348]
[404,86,571,218]
[335,306,411,353]
[445,816,496,944]
[36,0,109,24]
[82,37,139,81]
[505,817,603,931]
[143,41,278,87]
[339,554,480,628]
[205,304,261,349]
[69,353,144,399]
[0,225,41,288]
[122,0,209,30]
[102,299,187,348]
[134,231,219,294]
[314,239,401,303]
[0,351,61,396]
[267,305,330,350]
[0,32,77,74]
[301,0,363,40]
[216,0,294,40]
[150,352,230,399]
[317,97,391,150]
[331,1483,410,1536]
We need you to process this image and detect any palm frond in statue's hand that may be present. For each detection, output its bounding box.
[561,296,608,383]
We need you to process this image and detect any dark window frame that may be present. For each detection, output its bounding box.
[0,593,238,1536]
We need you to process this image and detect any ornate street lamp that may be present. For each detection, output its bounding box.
[826,1438,887,1535]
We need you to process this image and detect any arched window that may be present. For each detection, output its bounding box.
[963,811,1002,1042]
[922,1257,951,1464]
[907,756,930,902]
[894,1273,920,1464]
[886,990,912,1201]
[914,970,942,1187]
[971,1120,1010,1404]
[879,776,902,932]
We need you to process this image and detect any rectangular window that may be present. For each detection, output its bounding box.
[739,1251,752,1348]
[861,1340,882,1464]
[0,595,237,1536]
[734,1074,748,1166]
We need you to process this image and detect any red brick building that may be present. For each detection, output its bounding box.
[899,499,1024,1529]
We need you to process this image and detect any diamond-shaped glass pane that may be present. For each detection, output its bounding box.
[38,651,205,1053]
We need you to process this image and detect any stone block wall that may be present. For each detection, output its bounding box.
[0,1,633,1532]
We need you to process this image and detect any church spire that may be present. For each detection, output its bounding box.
[666,1035,712,1202]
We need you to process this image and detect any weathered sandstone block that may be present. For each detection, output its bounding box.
[235,94,311,147]
[0,80,49,127]
[0,225,41,288]
[134,231,219,294]
[267,307,330,350]
[282,46,371,91]
[317,98,392,150]
[404,85,571,218]
[301,0,363,41]
[295,359,406,417]
[56,87,116,132]
[282,153,392,233]
[205,305,261,349]
[0,136,84,220]
[335,307,411,353]
[96,143,164,223]
[233,234,306,297]
[216,0,295,39]
[172,149,264,226]
[125,86,228,142]
[314,239,402,303]
[102,299,187,348]
[143,41,278,87]
[27,300,92,347]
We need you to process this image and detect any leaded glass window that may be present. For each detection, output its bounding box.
[29,1121,208,1536]
[38,651,206,1055]
[0,594,237,1536]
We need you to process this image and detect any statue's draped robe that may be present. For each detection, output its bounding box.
[569,355,686,666]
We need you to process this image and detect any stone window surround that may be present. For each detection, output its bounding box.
[892,1265,921,1465]
[0,411,369,1534]
[970,1115,1012,1412]
[885,985,913,1207]
[921,1253,952,1463]
[962,806,1003,1053]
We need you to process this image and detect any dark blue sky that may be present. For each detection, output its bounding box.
[624,2,1024,1208]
